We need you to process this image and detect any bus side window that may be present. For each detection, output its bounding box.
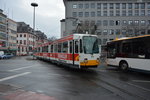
[69,41,72,53]
[75,40,79,53]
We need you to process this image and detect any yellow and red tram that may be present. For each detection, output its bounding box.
[34,34,100,68]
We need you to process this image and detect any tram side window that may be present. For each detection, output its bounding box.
[63,41,68,53]
[54,44,58,53]
[58,43,62,53]
[38,47,40,52]
[69,41,73,53]
[80,39,83,53]
[51,45,53,53]
[75,40,79,53]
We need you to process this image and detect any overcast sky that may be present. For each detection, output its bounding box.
[0,0,65,38]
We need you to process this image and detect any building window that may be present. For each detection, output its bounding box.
[85,12,89,17]
[96,20,101,26]
[103,11,107,16]
[73,4,77,8]
[122,3,126,9]
[110,11,114,16]
[140,3,145,9]
[116,3,120,9]
[122,29,126,35]
[110,3,114,9]
[128,3,132,9]
[103,20,108,26]
[135,3,139,9]
[122,20,127,25]
[116,29,121,35]
[116,10,120,16]
[103,30,108,35]
[20,40,22,44]
[141,10,145,16]
[134,20,139,25]
[116,20,120,25]
[24,34,26,37]
[79,4,83,9]
[91,3,95,8]
[72,12,77,17]
[148,10,150,16]
[128,10,132,16]
[103,3,107,9]
[122,10,126,16]
[91,12,95,17]
[141,20,146,26]
[103,39,107,44]
[79,12,83,17]
[148,3,150,9]
[20,34,22,37]
[97,11,101,16]
[24,40,26,45]
[97,3,101,9]
[109,29,114,35]
[141,29,145,34]
[148,30,150,34]
[85,3,89,9]
[128,20,133,25]
[109,20,114,26]
[135,10,139,16]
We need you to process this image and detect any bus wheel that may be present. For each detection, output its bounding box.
[119,61,129,71]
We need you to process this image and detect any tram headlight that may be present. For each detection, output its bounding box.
[84,58,88,63]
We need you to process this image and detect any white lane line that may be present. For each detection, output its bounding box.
[127,82,150,92]
[8,65,35,72]
[132,80,150,83]
[0,72,31,82]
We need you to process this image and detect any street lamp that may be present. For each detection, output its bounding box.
[31,2,38,58]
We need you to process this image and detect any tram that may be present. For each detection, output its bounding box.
[33,34,100,68]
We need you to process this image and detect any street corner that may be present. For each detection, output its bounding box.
[2,90,57,100]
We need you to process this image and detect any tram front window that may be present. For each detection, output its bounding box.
[83,36,99,54]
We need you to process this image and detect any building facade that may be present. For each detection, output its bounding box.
[17,22,36,55]
[63,0,150,45]
[7,18,17,55]
[0,9,7,51]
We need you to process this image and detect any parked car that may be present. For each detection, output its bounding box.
[3,53,14,59]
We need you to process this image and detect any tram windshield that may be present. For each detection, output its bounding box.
[83,36,99,54]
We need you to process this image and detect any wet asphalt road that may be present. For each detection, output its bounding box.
[0,56,150,100]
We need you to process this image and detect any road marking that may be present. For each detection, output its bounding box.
[8,65,35,72]
[127,82,150,92]
[132,80,150,83]
[0,72,31,82]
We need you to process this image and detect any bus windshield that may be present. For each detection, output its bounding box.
[83,36,99,54]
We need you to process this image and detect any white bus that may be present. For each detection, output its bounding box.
[107,35,150,71]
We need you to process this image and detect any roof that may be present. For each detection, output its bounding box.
[112,35,150,42]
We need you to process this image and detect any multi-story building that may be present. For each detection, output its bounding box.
[7,18,17,55]
[63,0,150,45]
[0,9,7,51]
[35,30,48,46]
[17,22,36,55]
